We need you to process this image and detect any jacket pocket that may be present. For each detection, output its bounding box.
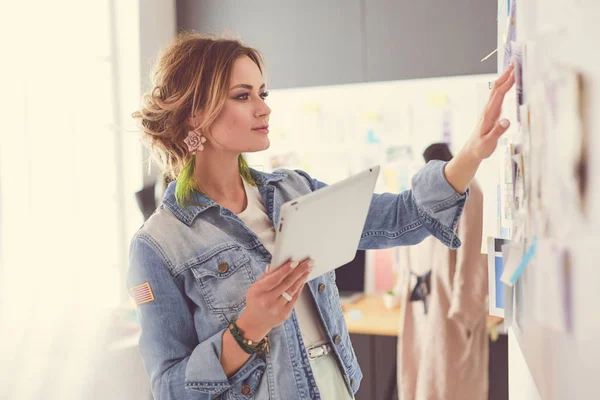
[190,244,253,314]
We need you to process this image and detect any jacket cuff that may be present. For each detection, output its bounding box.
[411,161,469,249]
[184,328,267,396]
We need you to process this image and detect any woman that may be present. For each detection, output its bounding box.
[128,32,514,399]
[396,143,489,400]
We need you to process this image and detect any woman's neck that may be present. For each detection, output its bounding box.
[193,151,246,210]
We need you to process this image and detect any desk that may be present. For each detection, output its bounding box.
[343,295,505,336]
[342,295,508,400]
[342,295,401,336]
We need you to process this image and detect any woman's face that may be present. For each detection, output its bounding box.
[206,56,271,154]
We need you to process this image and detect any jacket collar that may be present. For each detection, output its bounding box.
[162,168,286,226]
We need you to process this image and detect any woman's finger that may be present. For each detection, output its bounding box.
[487,119,511,138]
[259,259,301,290]
[498,69,516,94]
[273,272,309,309]
[288,271,310,296]
[268,259,313,298]
[282,283,305,314]
[491,64,515,93]
[484,71,515,125]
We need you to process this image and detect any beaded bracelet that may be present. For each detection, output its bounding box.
[228,321,269,355]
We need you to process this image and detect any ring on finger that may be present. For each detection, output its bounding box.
[281,291,292,302]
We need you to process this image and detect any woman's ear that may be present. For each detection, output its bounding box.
[185,110,204,130]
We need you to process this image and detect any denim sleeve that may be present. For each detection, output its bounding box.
[128,235,266,399]
[295,160,468,250]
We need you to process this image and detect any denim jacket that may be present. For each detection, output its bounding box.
[127,160,468,400]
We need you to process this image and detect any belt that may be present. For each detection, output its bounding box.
[307,343,333,360]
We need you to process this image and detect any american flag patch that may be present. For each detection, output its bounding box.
[129,282,155,305]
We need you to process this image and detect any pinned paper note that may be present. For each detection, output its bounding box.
[488,237,509,317]
[501,237,538,286]
[302,103,320,113]
[512,153,525,213]
[366,129,381,144]
[360,110,380,122]
[500,244,522,286]
[427,92,449,108]
[512,42,524,121]
[502,244,515,328]
[502,0,517,71]
[537,67,587,241]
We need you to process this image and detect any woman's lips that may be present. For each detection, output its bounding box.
[252,125,269,134]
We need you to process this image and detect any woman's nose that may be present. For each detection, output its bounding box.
[255,100,271,118]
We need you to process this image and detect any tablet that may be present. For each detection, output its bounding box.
[271,166,380,281]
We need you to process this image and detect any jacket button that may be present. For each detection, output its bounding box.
[334,334,341,345]
[241,384,251,395]
[218,262,229,273]
[318,283,326,293]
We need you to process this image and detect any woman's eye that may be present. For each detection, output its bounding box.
[234,91,269,100]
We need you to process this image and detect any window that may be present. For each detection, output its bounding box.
[0,1,144,397]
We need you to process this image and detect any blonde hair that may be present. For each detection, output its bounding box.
[132,32,263,206]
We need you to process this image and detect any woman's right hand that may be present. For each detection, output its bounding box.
[236,259,313,341]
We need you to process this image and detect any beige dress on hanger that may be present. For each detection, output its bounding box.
[396,181,489,400]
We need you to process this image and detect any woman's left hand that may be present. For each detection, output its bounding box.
[465,64,516,160]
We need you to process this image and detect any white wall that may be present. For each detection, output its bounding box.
[508,329,541,400]
[501,1,600,399]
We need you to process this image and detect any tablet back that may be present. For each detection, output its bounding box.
[271,166,380,280]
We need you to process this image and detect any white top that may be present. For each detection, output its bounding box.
[237,179,327,347]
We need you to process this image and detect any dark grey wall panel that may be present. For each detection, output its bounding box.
[364,0,497,81]
[176,0,497,88]
[349,334,373,400]
[177,0,365,89]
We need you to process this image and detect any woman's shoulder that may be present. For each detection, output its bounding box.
[135,206,181,238]
[129,206,188,264]
[270,168,317,191]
